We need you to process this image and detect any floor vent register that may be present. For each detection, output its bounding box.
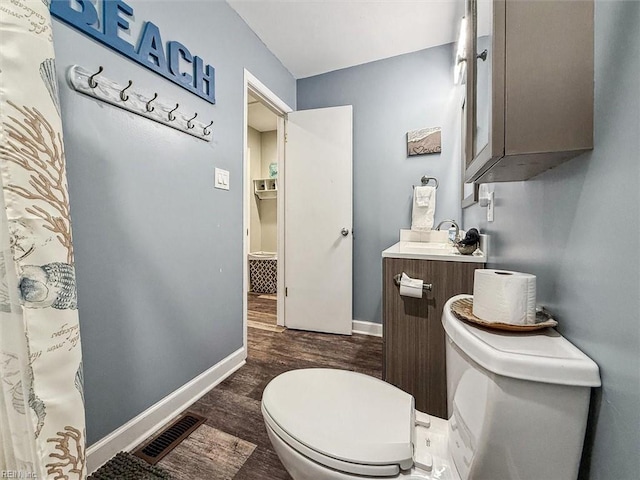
[133,412,207,465]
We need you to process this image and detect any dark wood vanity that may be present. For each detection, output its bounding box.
[382,256,484,418]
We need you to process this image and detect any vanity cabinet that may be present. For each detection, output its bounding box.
[464,0,594,183]
[382,257,484,418]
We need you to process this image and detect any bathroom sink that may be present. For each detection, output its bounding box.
[398,241,457,256]
[382,230,488,263]
[401,241,453,250]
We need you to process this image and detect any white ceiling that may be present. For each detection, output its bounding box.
[227,0,464,79]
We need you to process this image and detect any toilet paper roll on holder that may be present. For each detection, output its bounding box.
[393,274,433,292]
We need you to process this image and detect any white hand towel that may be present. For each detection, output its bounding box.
[411,186,436,231]
[415,186,432,206]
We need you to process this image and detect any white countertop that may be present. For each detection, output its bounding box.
[382,242,487,263]
[381,230,488,263]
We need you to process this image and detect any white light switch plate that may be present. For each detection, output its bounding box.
[214,168,229,190]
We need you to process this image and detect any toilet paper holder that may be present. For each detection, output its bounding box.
[393,274,433,291]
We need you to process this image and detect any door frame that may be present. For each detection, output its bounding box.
[242,69,293,349]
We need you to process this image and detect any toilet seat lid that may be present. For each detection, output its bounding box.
[262,368,414,468]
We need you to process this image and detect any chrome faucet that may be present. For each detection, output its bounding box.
[436,219,461,243]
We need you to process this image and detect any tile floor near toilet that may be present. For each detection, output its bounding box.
[137,295,382,479]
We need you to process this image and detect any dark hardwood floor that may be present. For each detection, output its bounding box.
[247,292,278,327]
[148,323,383,479]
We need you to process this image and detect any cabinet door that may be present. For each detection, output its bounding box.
[464,0,505,182]
[473,0,493,159]
[382,258,482,418]
[464,0,592,183]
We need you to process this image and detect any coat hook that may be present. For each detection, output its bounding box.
[203,121,213,136]
[168,103,179,121]
[88,66,103,88]
[145,92,158,112]
[187,112,198,129]
[120,80,133,101]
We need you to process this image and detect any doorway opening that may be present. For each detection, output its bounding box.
[246,93,279,330]
[243,71,354,345]
[242,70,292,349]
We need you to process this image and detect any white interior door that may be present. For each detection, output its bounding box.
[284,106,353,335]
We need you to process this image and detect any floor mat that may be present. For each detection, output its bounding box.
[88,451,173,479]
[158,424,256,479]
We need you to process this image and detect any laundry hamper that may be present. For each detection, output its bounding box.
[248,252,277,294]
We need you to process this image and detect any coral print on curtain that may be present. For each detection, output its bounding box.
[0,1,86,479]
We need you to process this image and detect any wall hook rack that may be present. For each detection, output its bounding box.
[67,65,213,142]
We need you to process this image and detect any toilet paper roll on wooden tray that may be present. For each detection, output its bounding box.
[473,269,537,325]
[451,297,558,332]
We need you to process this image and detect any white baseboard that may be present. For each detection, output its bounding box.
[352,320,383,337]
[86,347,246,474]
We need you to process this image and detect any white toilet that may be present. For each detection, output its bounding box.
[261,294,601,480]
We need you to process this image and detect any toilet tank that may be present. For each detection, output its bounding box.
[442,295,600,480]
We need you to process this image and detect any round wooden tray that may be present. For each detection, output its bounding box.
[450,297,558,332]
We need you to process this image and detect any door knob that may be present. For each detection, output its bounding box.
[341,228,350,237]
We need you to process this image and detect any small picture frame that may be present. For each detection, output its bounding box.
[407,127,442,156]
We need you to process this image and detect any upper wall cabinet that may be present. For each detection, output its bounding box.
[464,0,594,183]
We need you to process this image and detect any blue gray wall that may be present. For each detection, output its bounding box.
[463,1,639,478]
[297,45,462,325]
[51,0,295,445]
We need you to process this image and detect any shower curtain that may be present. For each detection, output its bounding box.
[0,1,86,478]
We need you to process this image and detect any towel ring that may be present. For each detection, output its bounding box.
[421,176,438,188]
[413,176,439,189]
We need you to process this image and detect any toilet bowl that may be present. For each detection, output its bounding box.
[262,294,601,480]
[262,368,459,480]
